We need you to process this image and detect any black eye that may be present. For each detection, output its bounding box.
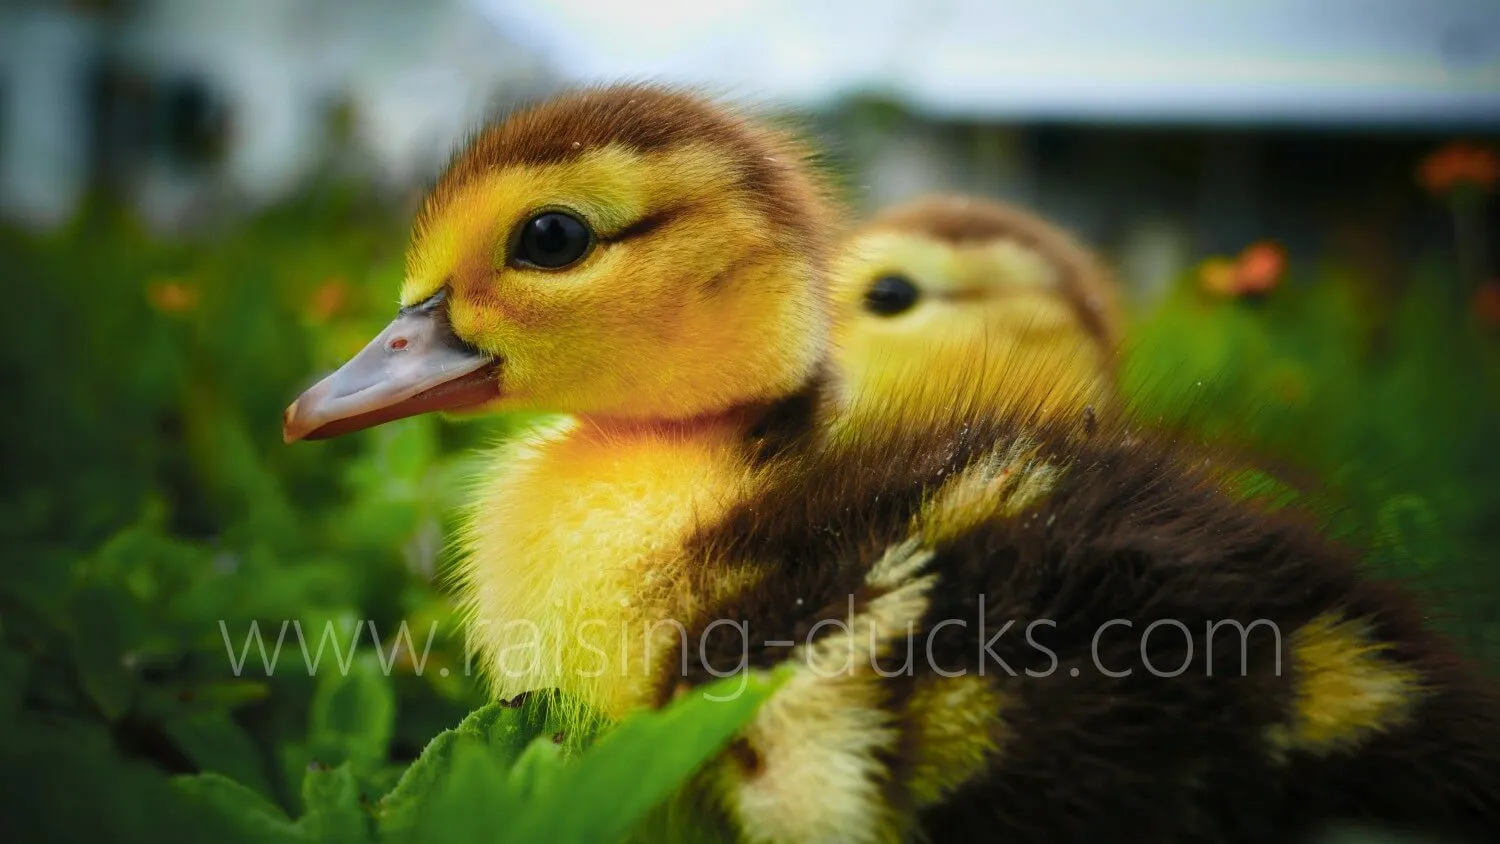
[863,274,921,316]
[514,211,592,269]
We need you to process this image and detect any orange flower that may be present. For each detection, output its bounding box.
[1474,281,1500,326]
[308,277,350,321]
[1199,241,1286,298]
[1235,241,1286,295]
[147,279,199,314]
[1418,142,1498,196]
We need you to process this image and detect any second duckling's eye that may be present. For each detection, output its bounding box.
[513,211,593,270]
[864,274,921,316]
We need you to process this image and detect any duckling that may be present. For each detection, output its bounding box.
[284,85,1500,844]
[831,194,1122,428]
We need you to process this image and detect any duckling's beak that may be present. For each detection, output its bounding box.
[282,297,500,443]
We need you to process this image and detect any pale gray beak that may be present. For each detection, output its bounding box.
[282,290,499,443]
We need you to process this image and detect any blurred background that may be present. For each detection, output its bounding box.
[6,0,1500,277]
[2,0,1499,840]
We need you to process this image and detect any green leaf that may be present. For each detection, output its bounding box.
[373,731,457,840]
[298,762,371,844]
[161,711,275,798]
[309,650,396,773]
[505,735,565,801]
[373,734,447,839]
[174,772,305,844]
[409,738,518,844]
[378,677,773,843]
[507,670,784,842]
[376,700,550,841]
[456,697,559,766]
[452,700,514,737]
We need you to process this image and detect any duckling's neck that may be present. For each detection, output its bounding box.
[573,403,774,445]
[585,363,836,440]
[458,371,834,722]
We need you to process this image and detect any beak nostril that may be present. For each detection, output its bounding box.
[389,337,410,351]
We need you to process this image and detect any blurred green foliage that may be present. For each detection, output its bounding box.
[0,188,1495,842]
[1120,261,1500,656]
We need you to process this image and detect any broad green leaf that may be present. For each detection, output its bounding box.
[374,731,460,840]
[376,700,550,840]
[457,697,562,765]
[162,711,275,799]
[409,740,518,844]
[507,670,785,842]
[174,772,305,844]
[309,651,396,772]
[299,762,371,844]
[363,763,409,806]
[504,735,565,802]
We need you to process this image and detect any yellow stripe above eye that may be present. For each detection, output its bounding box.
[402,143,747,307]
[836,232,1059,306]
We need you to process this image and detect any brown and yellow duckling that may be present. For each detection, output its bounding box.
[284,85,1500,843]
[831,194,1122,429]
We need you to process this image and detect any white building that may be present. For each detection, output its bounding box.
[0,0,555,230]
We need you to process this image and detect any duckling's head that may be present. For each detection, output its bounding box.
[284,85,837,441]
[830,194,1122,427]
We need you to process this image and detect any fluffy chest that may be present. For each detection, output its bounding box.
[455,418,753,716]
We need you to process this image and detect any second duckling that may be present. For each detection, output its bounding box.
[832,194,1122,428]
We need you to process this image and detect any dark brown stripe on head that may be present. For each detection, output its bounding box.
[451,86,743,171]
[609,205,688,243]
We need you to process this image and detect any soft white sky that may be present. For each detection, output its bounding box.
[4,0,1497,227]
[473,0,1500,124]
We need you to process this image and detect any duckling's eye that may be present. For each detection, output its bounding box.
[864,274,921,316]
[513,211,593,270]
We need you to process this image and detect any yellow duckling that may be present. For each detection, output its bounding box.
[831,194,1121,428]
[285,85,1500,844]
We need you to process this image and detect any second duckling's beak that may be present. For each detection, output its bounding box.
[282,292,500,443]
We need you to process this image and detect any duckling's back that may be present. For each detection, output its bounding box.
[665,394,1500,844]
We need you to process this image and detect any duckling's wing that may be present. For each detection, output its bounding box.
[668,422,1500,844]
